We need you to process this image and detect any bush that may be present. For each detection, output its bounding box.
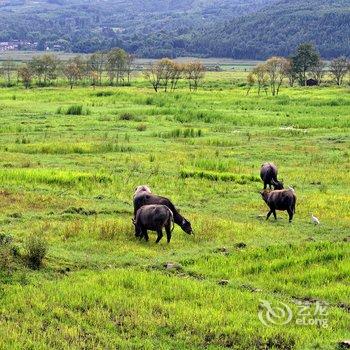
[120,113,134,120]
[25,235,48,269]
[95,91,114,97]
[66,105,83,115]
[145,97,154,105]
[136,124,147,131]
[0,233,17,272]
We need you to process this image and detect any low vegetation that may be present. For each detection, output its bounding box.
[0,70,348,349]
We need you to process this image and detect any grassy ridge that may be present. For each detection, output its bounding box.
[0,77,349,349]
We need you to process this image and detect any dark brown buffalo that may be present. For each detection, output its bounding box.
[306,78,318,86]
[260,162,284,190]
[260,189,296,222]
[133,204,174,243]
[133,192,193,235]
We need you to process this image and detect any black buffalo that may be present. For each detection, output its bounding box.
[260,189,296,222]
[133,191,193,235]
[133,204,174,243]
[306,79,318,86]
[260,162,284,190]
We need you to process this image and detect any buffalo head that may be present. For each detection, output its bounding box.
[181,218,193,235]
[271,179,284,190]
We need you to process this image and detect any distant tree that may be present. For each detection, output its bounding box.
[144,61,165,92]
[18,65,33,89]
[87,51,106,85]
[29,54,60,85]
[0,59,16,86]
[291,43,320,86]
[246,72,256,95]
[64,57,84,89]
[106,48,128,86]
[284,59,297,87]
[183,61,205,91]
[158,58,174,92]
[310,60,326,85]
[170,62,183,91]
[330,57,349,86]
[252,64,268,95]
[125,53,135,84]
[144,58,178,92]
[265,56,290,96]
[90,71,99,89]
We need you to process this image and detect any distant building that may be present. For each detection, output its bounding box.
[0,40,38,51]
[53,44,63,51]
[0,41,19,51]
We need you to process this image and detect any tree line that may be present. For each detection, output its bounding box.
[144,59,205,92]
[247,44,350,96]
[0,52,205,91]
[0,43,348,93]
[0,48,134,89]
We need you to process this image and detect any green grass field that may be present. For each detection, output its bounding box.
[0,74,349,349]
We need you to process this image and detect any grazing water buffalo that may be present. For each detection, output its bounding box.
[306,78,318,86]
[260,189,296,222]
[133,192,193,235]
[260,163,284,190]
[134,185,152,197]
[133,204,174,243]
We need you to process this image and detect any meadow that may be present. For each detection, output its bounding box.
[0,72,349,349]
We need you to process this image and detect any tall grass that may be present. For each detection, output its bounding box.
[180,169,260,184]
[5,142,133,154]
[56,105,90,115]
[154,128,203,138]
[0,168,111,186]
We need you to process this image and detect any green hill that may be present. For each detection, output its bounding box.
[193,0,350,59]
[0,0,349,58]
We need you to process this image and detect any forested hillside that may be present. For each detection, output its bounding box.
[0,0,349,58]
[193,0,350,59]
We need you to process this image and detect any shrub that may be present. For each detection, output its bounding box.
[120,113,134,120]
[145,97,153,105]
[0,233,17,272]
[25,235,48,269]
[136,124,147,132]
[66,105,84,115]
[95,91,114,97]
[0,233,13,245]
[0,244,14,271]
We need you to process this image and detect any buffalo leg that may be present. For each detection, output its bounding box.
[287,208,293,222]
[143,229,149,242]
[135,224,143,239]
[266,210,273,220]
[155,229,163,243]
[165,225,172,243]
[273,210,277,220]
